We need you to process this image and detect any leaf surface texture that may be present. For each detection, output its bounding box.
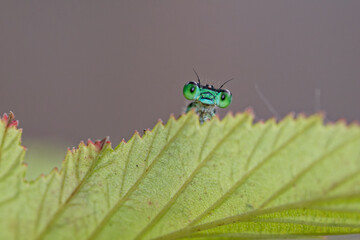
[0,112,360,240]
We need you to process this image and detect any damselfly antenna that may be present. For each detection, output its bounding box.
[193,68,201,85]
[219,78,234,89]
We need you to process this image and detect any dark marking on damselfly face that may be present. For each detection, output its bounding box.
[183,74,232,124]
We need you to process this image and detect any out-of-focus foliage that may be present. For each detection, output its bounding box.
[24,140,65,180]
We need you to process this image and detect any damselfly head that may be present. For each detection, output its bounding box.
[183,75,232,108]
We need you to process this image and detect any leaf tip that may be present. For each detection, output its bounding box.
[335,118,349,127]
[296,112,323,122]
[212,114,221,121]
[225,110,234,117]
[168,113,178,123]
[350,120,360,127]
[314,110,327,118]
[244,107,255,116]
[143,128,151,134]
[264,117,277,125]
[2,111,19,128]
[285,111,296,119]
[257,119,265,124]
[87,137,110,151]
[296,112,308,118]
[325,117,350,127]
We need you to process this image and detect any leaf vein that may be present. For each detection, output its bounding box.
[153,192,360,240]
[35,146,104,240]
[188,118,318,228]
[0,151,23,181]
[143,125,159,170]
[86,114,192,240]
[259,133,360,209]
[134,119,231,239]
[58,154,69,205]
[118,138,136,196]
[33,173,57,235]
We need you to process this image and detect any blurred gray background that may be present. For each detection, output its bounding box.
[1,1,360,176]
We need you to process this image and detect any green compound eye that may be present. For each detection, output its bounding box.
[216,89,232,108]
[183,81,200,100]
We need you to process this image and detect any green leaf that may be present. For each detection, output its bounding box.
[1,111,360,240]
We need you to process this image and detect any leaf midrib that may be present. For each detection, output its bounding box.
[155,192,360,240]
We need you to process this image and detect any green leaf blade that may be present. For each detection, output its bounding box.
[0,112,360,240]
